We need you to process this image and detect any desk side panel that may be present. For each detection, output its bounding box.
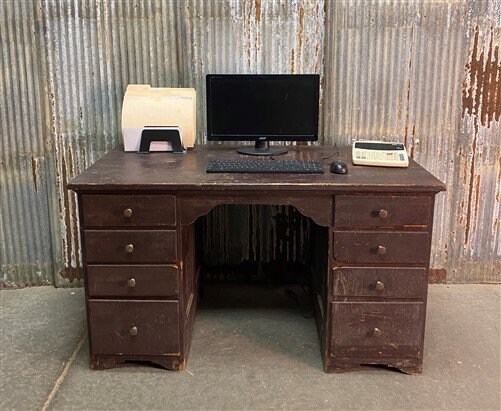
[180,221,198,365]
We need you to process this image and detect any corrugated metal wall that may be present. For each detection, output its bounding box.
[323,1,501,283]
[1,0,499,287]
[0,0,54,287]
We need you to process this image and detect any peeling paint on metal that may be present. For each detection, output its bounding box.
[462,26,501,128]
[322,0,500,283]
[451,7,501,283]
[31,155,39,193]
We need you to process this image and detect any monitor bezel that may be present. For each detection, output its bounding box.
[206,74,320,143]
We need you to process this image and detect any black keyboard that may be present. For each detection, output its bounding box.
[206,159,324,174]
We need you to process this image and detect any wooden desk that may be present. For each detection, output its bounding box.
[68,146,445,373]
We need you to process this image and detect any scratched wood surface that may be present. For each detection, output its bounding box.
[68,146,445,193]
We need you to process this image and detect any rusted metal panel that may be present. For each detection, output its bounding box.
[0,0,54,288]
[323,0,500,283]
[453,10,501,283]
[1,0,499,286]
[202,205,311,266]
[40,0,325,286]
[179,0,326,142]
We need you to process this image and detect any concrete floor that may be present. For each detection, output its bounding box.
[0,284,499,411]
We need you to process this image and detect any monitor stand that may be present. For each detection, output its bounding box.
[237,140,288,156]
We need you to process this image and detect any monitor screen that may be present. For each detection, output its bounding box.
[206,74,320,142]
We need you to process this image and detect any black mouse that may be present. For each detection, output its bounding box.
[330,160,348,174]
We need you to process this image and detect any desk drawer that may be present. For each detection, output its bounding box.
[82,195,176,227]
[332,267,426,299]
[330,302,424,358]
[333,231,429,265]
[84,230,177,263]
[334,195,431,229]
[87,265,179,298]
[89,300,180,355]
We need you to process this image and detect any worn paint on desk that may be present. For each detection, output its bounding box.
[68,147,445,193]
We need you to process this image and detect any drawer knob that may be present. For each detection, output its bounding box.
[377,245,387,255]
[127,278,136,287]
[375,281,385,291]
[123,208,133,218]
[129,326,138,336]
[373,327,382,337]
[378,209,388,219]
[125,244,134,253]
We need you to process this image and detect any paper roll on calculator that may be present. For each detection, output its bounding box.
[352,141,409,168]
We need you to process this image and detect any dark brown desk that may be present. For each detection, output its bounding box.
[68,146,445,373]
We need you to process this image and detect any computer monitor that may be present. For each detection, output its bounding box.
[206,74,320,156]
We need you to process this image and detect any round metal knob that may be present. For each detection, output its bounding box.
[378,209,388,219]
[375,281,385,291]
[129,326,138,336]
[373,328,382,337]
[123,208,133,218]
[377,245,387,255]
[125,244,134,253]
[127,278,136,287]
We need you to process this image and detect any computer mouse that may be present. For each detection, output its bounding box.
[330,160,348,174]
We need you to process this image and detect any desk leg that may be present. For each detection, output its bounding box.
[90,355,186,371]
[325,358,423,375]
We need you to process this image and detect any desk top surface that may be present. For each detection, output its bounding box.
[68,146,445,193]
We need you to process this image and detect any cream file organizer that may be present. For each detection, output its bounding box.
[352,141,409,167]
[122,85,196,151]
